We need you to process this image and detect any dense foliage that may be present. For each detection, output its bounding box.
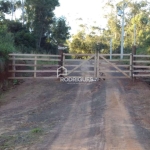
[0,0,71,56]
[0,0,71,79]
[68,0,150,55]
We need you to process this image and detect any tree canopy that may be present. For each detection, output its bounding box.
[68,0,150,55]
[0,0,71,55]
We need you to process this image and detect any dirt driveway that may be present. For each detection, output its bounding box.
[0,62,150,149]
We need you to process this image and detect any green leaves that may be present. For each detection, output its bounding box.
[0,24,15,59]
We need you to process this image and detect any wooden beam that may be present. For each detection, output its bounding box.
[133,70,150,72]
[9,64,59,67]
[133,55,150,57]
[9,54,61,57]
[9,58,60,61]
[98,54,130,56]
[8,77,57,79]
[133,66,150,68]
[133,60,150,63]
[133,74,150,77]
[9,70,58,73]
[99,55,130,78]
[99,70,130,73]
[64,54,93,56]
[99,76,129,79]
[34,56,37,77]
[67,55,95,76]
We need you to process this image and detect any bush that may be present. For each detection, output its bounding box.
[0,25,15,60]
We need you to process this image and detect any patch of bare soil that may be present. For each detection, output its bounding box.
[0,61,150,150]
[119,79,150,150]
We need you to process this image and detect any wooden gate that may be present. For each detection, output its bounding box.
[62,53,96,78]
[8,52,150,80]
[97,53,132,79]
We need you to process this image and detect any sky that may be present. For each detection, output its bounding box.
[54,0,109,34]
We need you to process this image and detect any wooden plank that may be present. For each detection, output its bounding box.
[9,58,60,61]
[8,77,57,79]
[99,70,130,73]
[9,70,58,73]
[9,54,61,57]
[99,55,130,78]
[9,64,59,67]
[133,55,150,57]
[94,53,96,78]
[99,54,130,56]
[133,74,150,77]
[133,61,150,63]
[109,59,130,62]
[67,55,95,76]
[67,71,94,73]
[99,76,129,79]
[133,66,150,68]
[12,55,15,77]
[63,53,65,67]
[133,70,150,72]
[130,53,133,78]
[64,59,85,62]
[64,54,93,56]
[97,52,99,78]
[64,64,94,67]
[34,56,37,77]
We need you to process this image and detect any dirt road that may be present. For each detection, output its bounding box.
[0,62,150,149]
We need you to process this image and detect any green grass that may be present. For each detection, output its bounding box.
[37,60,58,65]
[0,128,43,149]
[31,127,42,134]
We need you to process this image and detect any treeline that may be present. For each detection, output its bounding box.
[0,0,71,57]
[68,0,150,55]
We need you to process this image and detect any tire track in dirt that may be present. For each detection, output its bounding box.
[104,79,144,150]
[47,61,105,150]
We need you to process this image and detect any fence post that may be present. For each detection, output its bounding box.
[97,51,99,78]
[132,45,136,81]
[34,56,37,78]
[59,50,64,76]
[62,53,65,67]
[94,51,97,78]
[130,53,133,79]
[12,55,16,77]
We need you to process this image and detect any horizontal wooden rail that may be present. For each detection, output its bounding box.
[99,70,130,73]
[99,76,129,79]
[9,64,59,67]
[99,54,130,56]
[64,65,94,67]
[133,66,150,68]
[67,71,94,73]
[133,70,150,72]
[64,54,93,56]
[133,74,150,77]
[9,70,58,73]
[133,60,150,63]
[9,58,60,61]
[9,54,61,57]
[133,55,150,57]
[64,59,86,62]
[8,77,57,79]
[109,59,130,62]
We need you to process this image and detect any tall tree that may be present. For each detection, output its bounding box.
[25,0,59,50]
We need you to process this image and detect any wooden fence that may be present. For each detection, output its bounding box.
[8,53,150,80]
[133,55,150,79]
[63,53,95,76]
[8,53,61,79]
